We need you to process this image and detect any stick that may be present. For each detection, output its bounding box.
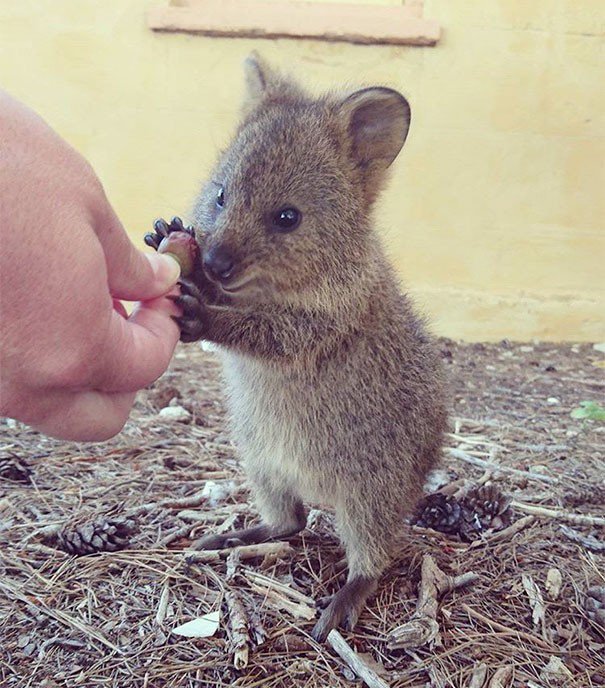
[158,523,196,547]
[387,555,479,649]
[248,583,316,620]
[185,541,293,564]
[225,590,250,669]
[130,490,209,516]
[461,604,555,651]
[155,581,170,625]
[327,629,390,688]
[446,448,559,485]
[511,502,605,527]
[559,525,605,552]
[469,515,535,548]
[243,570,316,606]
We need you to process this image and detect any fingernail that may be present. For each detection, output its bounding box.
[146,252,181,287]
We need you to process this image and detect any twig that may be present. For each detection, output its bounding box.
[387,555,479,649]
[158,523,196,547]
[248,583,316,620]
[243,570,316,606]
[446,448,559,485]
[185,541,293,565]
[155,581,170,625]
[225,590,250,669]
[511,502,605,527]
[559,525,605,552]
[469,515,535,548]
[327,629,390,688]
[461,603,555,651]
[130,490,208,516]
[560,375,605,388]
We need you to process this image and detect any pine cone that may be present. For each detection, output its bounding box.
[56,516,138,556]
[459,484,513,539]
[412,493,463,534]
[585,586,605,631]
[0,453,32,483]
[412,484,513,541]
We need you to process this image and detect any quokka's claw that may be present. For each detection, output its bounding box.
[153,218,169,236]
[144,233,159,249]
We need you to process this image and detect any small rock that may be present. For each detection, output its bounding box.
[158,405,191,423]
[571,345,580,353]
[5,418,17,429]
[547,397,560,405]
[530,464,550,475]
[519,345,534,352]
[592,343,605,354]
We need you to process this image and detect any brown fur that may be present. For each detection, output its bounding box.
[171,53,447,641]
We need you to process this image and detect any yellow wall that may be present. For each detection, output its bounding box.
[1,1,603,341]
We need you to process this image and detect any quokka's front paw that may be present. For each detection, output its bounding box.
[144,216,195,251]
[168,278,208,343]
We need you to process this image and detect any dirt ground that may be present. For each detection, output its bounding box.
[1,340,604,687]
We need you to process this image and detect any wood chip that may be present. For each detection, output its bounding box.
[327,630,390,688]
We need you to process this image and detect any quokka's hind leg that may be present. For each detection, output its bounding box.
[312,499,394,642]
[191,483,306,550]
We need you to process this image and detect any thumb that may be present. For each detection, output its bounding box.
[94,199,180,301]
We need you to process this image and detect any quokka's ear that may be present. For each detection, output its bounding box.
[242,52,304,115]
[338,87,411,195]
[243,51,272,106]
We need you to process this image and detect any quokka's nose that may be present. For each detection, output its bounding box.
[203,245,236,282]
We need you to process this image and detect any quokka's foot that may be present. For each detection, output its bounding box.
[312,576,377,642]
[144,216,195,251]
[167,278,207,343]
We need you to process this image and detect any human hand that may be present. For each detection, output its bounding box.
[0,91,182,441]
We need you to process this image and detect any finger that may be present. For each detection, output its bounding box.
[94,201,180,300]
[28,388,136,442]
[94,292,181,393]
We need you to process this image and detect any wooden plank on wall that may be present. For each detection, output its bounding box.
[148,0,441,47]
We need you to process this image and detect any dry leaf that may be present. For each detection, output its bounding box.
[172,610,220,638]
[522,574,545,629]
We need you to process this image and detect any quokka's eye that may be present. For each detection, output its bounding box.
[271,207,301,233]
[216,187,225,208]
